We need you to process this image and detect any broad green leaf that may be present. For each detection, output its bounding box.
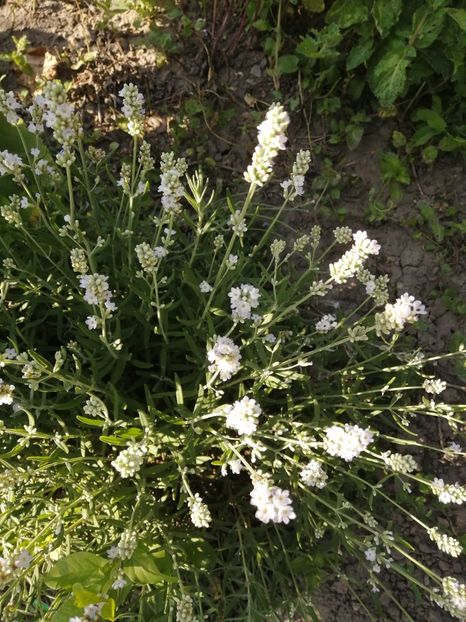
[50,598,82,622]
[412,125,438,146]
[122,544,176,585]
[372,0,402,36]
[346,38,374,71]
[412,108,446,132]
[447,8,466,30]
[411,6,445,49]
[45,553,110,590]
[101,599,116,620]
[369,39,415,106]
[325,0,369,28]
[277,54,299,74]
[296,37,318,58]
[302,0,325,12]
[72,584,100,607]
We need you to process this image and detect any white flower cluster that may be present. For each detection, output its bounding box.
[228,284,261,322]
[159,152,188,214]
[329,230,380,284]
[0,549,32,588]
[309,280,333,297]
[271,238,286,260]
[199,280,212,293]
[112,572,127,590]
[431,478,466,505]
[228,210,248,236]
[70,248,89,275]
[39,81,82,148]
[358,271,390,306]
[323,424,374,462]
[334,226,353,244]
[300,460,328,489]
[427,528,462,558]
[175,594,198,622]
[0,88,21,124]
[188,493,212,528]
[375,293,427,336]
[381,451,417,474]
[0,194,29,227]
[244,103,290,186]
[225,396,262,436]
[0,151,24,182]
[221,459,243,476]
[347,325,369,342]
[79,274,116,313]
[3,347,17,361]
[250,478,296,524]
[83,396,107,419]
[423,378,447,395]
[315,313,337,334]
[111,443,147,478]
[226,254,238,270]
[119,83,145,136]
[281,149,311,200]
[0,378,15,405]
[364,534,394,579]
[135,242,168,273]
[207,336,241,381]
[107,529,137,560]
[435,576,466,619]
[69,603,103,622]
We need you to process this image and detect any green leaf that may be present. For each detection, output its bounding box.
[412,108,446,132]
[345,124,364,150]
[302,0,325,12]
[72,584,100,607]
[411,6,445,49]
[369,39,415,106]
[372,0,402,36]
[76,416,106,427]
[45,553,110,590]
[296,37,318,58]
[346,38,374,71]
[49,598,82,622]
[277,54,299,74]
[422,145,438,164]
[101,599,116,620]
[380,152,410,184]
[99,435,127,446]
[252,19,270,31]
[438,134,466,151]
[412,125,438,146]
[325,0,369,28]
[122,544,176,585]
[392,130,407,148]
[447,8,466,30]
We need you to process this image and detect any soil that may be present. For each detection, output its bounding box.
[0,1,465,621]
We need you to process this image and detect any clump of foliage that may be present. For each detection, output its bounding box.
[0,83,465,622]
[252,0,466,151]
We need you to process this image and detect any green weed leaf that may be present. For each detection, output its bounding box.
[45,553,110,590]
[372,0,402,36]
